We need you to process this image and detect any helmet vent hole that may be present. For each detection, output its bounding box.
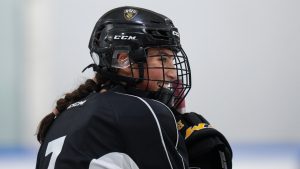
[150,20,163,24]
[146,29,170,40]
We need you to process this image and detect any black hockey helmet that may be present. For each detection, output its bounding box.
[87,6,191,108]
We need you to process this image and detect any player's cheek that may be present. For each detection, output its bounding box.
[150,69,164,81]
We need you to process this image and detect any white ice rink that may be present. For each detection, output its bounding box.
[0,144,299,169]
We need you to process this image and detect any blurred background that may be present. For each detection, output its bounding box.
[0,0,299,168]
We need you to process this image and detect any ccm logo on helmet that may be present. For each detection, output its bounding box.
[113,35,136,40]
[172,31,180,38]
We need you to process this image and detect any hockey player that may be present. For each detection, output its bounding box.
[36,6,232,169]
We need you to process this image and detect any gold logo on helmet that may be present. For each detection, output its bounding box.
[124,9,138,20]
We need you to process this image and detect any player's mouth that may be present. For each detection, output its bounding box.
[157,81,171,88]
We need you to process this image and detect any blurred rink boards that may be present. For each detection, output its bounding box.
[0,144,299,169]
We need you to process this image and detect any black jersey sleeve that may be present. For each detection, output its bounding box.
[175,112,233,169]
[35,93,136,169]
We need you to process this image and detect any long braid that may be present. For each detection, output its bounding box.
[36,73,104,143]
[56,79,97,112]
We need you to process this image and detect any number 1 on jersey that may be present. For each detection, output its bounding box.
[45,136,66,169]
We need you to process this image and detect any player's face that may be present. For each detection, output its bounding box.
[135,48,177,91]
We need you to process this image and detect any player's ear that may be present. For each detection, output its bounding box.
[117,52,128,62]
[115,52,132,75]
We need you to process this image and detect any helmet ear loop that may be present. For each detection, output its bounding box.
[124,58,138,88]
[129,47,147,85]
[137,62,145,83]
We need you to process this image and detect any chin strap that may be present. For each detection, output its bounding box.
[153,87,174,107]
[136,62,145,84]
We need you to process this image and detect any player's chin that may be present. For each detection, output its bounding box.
[146,85,160,92]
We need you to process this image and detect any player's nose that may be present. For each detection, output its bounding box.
[165,64,177,81]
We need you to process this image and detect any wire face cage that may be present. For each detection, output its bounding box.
[127,47,191,108]
[172,47,191,109]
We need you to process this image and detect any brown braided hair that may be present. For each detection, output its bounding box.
[36,73,106,143]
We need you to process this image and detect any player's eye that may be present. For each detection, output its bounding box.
[160,55,168,62]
